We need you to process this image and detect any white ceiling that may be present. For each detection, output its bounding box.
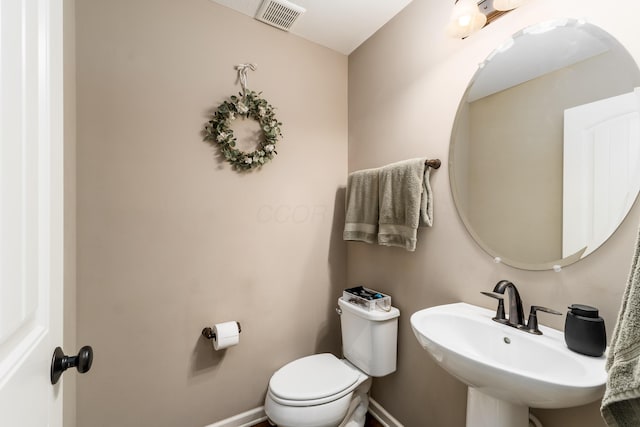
[209,0,415,55]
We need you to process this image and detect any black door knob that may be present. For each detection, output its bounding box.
[51,345,93,385]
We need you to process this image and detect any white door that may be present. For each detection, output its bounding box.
[0,0,64,425]
[563,88,640,258]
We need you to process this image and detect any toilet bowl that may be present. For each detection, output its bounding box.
[265,297,400,427]
[265,354,371,427]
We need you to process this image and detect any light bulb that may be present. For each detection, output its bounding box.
[458,15,472,27]
[447,0,487,38]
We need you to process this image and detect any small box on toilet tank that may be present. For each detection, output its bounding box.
[343,285,391,312]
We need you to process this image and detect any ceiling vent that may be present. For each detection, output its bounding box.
[255,0,306,32]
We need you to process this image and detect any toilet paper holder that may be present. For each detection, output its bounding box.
[201,322,242,340]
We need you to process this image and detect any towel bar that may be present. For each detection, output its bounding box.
[425,159,441,169]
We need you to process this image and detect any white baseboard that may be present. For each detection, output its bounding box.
[368,398,404,427]
[204,406,267,427]
[204,399,402,427]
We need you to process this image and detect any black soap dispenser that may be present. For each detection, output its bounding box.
[564,304,606,357]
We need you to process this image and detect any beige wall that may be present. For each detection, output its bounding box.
[349,0,640,426]
[74,1,347,426]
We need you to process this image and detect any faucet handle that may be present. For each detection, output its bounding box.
[480,291,507,323]
[525,305,562,335]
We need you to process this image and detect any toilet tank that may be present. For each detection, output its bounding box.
[338,297,400,377]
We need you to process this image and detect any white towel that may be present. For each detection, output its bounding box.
[343,168,379,244]
[377,158,433,251]
[602,224,640,426]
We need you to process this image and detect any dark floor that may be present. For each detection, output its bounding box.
[364,413,385,427]
[254,412,384,427]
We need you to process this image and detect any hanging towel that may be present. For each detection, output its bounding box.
[343,168,380,244]
[602,224,640,426]
[377,158,433,251]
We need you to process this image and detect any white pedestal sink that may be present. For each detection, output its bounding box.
[410,303,607,427]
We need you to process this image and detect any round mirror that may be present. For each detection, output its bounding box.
[450,19,640,270]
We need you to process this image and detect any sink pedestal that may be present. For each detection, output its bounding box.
[467,388,528,427]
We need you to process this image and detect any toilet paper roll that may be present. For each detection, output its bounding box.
[212,321,240,350]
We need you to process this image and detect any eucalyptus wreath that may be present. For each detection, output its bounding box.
[204,90,282,171]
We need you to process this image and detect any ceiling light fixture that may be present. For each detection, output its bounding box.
[446,0,487,39]
[447,0,529,39]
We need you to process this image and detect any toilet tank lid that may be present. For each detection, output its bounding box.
[338,297,400,321]
[269,353,360,401]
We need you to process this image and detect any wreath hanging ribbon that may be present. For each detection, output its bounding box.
[204,64,283,171]
[236,63,256,95]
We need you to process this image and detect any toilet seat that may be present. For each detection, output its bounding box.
[268,353,365,407]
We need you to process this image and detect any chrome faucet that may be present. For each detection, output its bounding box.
[492,280,525,327]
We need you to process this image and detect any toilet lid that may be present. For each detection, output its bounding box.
[269,353,360,401]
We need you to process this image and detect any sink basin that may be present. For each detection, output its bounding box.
[411,303,606,426]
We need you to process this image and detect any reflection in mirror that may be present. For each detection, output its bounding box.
[450,19,640,270]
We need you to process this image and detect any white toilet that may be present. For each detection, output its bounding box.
[265,297,400,427]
